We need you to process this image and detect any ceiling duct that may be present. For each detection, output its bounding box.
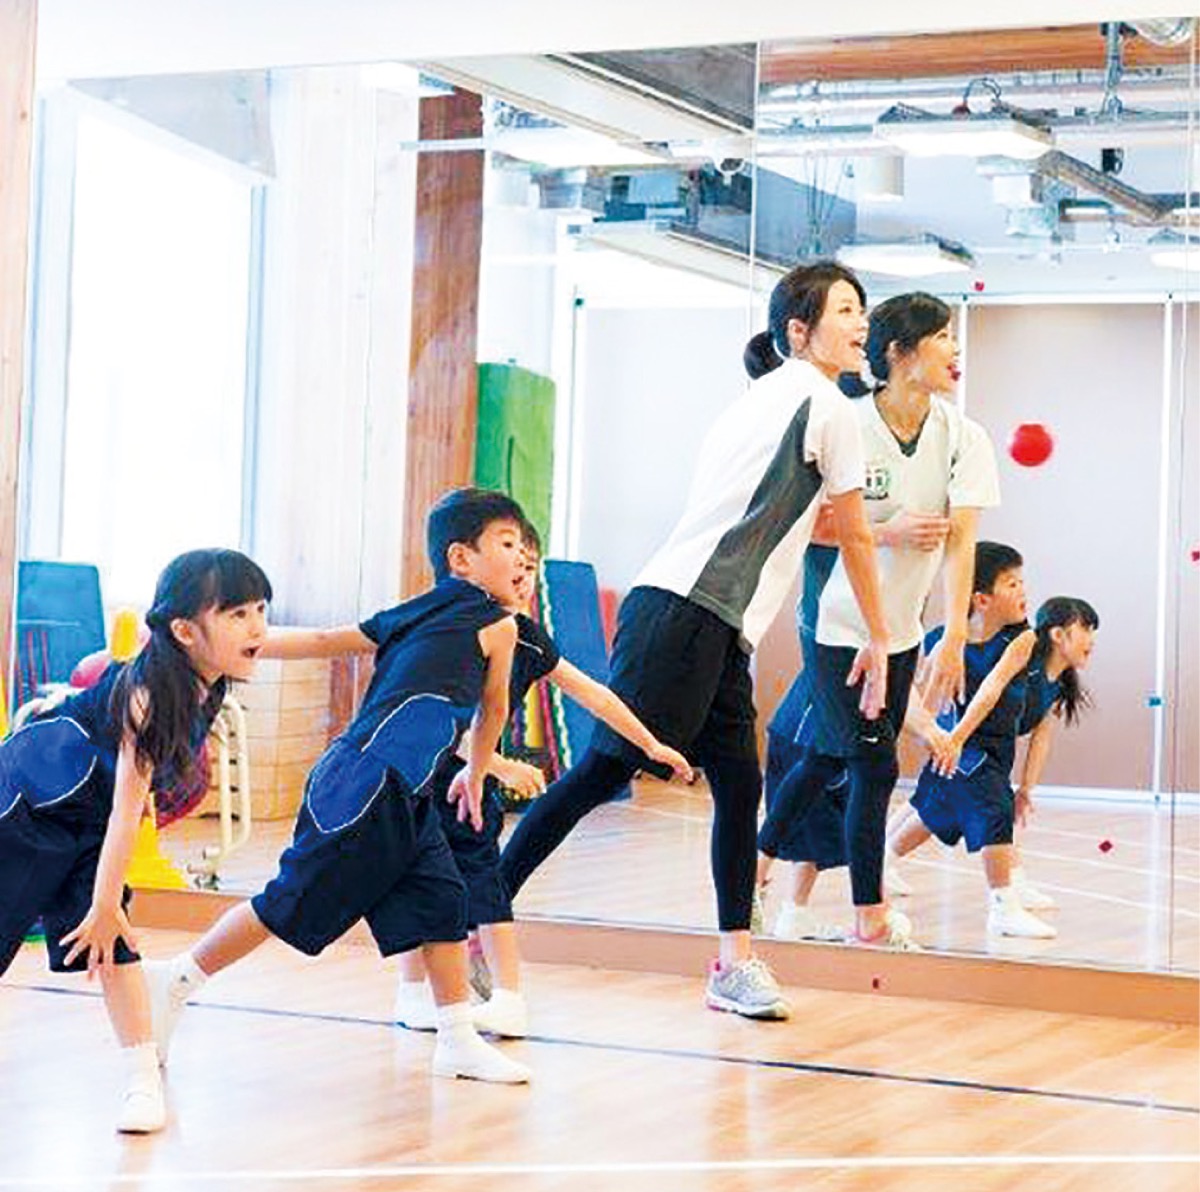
[419,46,754,152]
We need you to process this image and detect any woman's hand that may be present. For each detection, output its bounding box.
[644,742,693,783]
[880,509,951,552]
[60,901,138,979]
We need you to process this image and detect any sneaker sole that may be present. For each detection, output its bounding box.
[431,1058,531,1084]
[705,992,791,1020]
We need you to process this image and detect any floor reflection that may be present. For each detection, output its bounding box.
[160,776,1199,973]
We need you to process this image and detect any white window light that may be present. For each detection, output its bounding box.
[875,106,1052,162]
[837,237,974,278]
[1148,230,1199,271]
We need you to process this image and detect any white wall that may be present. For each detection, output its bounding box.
[573,304,750,593]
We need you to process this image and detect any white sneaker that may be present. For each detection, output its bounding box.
[705,957,791,1020]
[854,907,922,952]
[394,980,438,1032]
[773,903,847,943]
[473,989,528,1038]
[116,1067,166,1134]
[988,891,1056,939]
[143,958,198,1067]
[432,1029,531,1083]
[883,854,913,898]
[1013,870,1057,911]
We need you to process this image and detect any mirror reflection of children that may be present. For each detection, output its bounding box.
[888,549,1098,940]
[0,549,271,1134]
[757,293,1000,950]
[147,489,540,1087]
[394,522,692,1037]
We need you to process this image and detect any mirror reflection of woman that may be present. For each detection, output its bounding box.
[757,292,1000,948]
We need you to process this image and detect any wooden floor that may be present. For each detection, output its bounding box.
[163,778,1200,973]
[2,927,1197,1191]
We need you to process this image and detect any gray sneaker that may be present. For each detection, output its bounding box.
[705,957,791,1020]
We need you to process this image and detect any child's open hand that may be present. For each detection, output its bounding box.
[1014,786,1034,828]
[447,766,486,832]
[60,901,138,979]
[646,742,693,784]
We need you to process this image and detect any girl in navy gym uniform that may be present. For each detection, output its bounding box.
[889,585,1098,939]
[0,548,271,1134]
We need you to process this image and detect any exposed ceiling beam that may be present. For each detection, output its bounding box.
[760,24,1193,85]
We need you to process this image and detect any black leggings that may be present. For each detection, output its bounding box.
[499,746,763,932]
[757,746,898,906]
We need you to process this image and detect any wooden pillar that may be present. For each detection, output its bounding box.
[401,89,484,597]
[0,0,37,695]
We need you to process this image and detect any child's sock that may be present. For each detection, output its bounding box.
[116,1041,166,1134]
[144,953,207,1066]
[473,987,528,1038]
[431,1001,531,1084]
[394,979,437,1032]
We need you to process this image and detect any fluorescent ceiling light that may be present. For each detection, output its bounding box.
[837,239,975,278]
[492,125,666,168]
[570,220,787,291]
[875,108,1052,161]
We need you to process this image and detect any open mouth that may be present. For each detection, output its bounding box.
[949,365,962,381]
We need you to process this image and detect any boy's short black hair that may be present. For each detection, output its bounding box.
[973,540,1024,596]
[426,487,526,581]
[520,519,543,557]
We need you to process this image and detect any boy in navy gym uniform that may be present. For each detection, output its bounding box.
[394,522,692,1037]
[148,488,536,1085]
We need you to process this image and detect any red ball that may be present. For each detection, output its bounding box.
[1009,422,1054,467]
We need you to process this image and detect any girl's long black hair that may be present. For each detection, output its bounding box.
[1031,596,1099,726]
[110,549,272,781]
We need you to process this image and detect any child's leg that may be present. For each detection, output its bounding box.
[981,842,1015,890]
[888,807,933,858]
[479,921,520,992]
[423,939,529,1083]
[145,900,273,1064]
[100,964,166,1134]
[786,861,819,907]
[472,922,528,1038]
[393,947,436,1031]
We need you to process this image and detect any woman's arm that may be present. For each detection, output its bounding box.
[260,625,375,659]
[548,659,693,781]
[921,506,980,709]
[826,488,889,719]
[813,503,950,552]
[60,729,153,976]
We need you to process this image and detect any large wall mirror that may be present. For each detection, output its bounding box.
[17,15,1195,978]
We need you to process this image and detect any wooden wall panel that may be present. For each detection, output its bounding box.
[761,25,1193,85]
[401,89,483,596]
[0,0,37,699]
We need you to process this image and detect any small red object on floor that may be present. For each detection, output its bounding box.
[1099,839,1114,853]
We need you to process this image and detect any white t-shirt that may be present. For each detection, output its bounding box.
[816,394,1000,652]
[634,358,865,649]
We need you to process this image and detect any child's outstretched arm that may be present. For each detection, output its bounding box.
[935,629,1037,775]
[60,721,152,977]
[901,688,956,775]
[261,625,374,658]
[1014,713,1057,826]
[449,616,517,831]
[546,659,693,782]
